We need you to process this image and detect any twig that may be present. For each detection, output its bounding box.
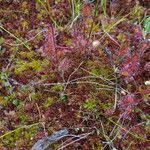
[7,29,44,46]
[102,114,124,150]
[113,66,118,110]
[81,67,114,85]
[0,25,30,50]
[107,118,150,142]
[36,103,47,135]
[62,61,84,94]
[56,131,93,150]
[70,75,115,85]
[40,81,113,89]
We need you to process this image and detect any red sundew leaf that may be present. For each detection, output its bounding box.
[5,22,14,29]
[133,25,143,40]
[121,71,129,77]
[120,55,140,77]
[79,37,87,47]
[35,132,46,140]
[82,143,91,150]
[104,108,114,116]
[56,46,72,60]
[144,62,150,72]
[4,39,13,44]
[139,42,149,55]
[74,35,88,48]
[58,57,71,71]
[140,89,150,95]
[124,95,135,104]
[124,107,132,118]
[56,50,65,60]
[117,46,129,57]
[42,26,56,61]
[131,127,146,137]
[119,126,128,135]
[118,94,137,109]
[80,3,92,17]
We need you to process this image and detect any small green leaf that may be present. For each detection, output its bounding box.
[52,84,64,91]
[142,16,150,39]
[12,99,20,106]
[0,37,4,45]
[83,99,96,110]
[59,95,68,102]
[43,97,54,108]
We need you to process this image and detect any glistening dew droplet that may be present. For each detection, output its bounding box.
[92,40,100,48]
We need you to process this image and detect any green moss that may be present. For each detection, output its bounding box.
[29,60,42,72]
[24,127,37,140]
[14,59,49,74]
[19,51,35,59]
[43,97,54,108]
[100,102,112,109]
[91,142,103,150]
[0,37,4,45]
[84,18,100,33]
[35,29,43,41]
[12,99,20,106]
[0,72,12,94]
[86,60,113,79]
[91,67,111,78]
[41,74,49,79]
[18,115,29,124]
[86,60,96,67]
[1,126,38,148]
[83,99,97,111]
[131,5,143,19]
[64,38,72,46]
[4,93,20,106]
[2,130,22,148]
[14,60,29,74]
[29,92,40,101]
[21,20,29,31]
[0,96,8,106]
[51,84,64,92]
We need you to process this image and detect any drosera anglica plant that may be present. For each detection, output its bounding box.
[0,0,150,149]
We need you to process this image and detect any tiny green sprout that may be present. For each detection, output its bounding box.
[44,97,54,108]
[145,115,150,120]
[0,37,4,45]
[59,94,68,102]
[51,84,64,91]
[83,99,96,110]
[12,99,20,106]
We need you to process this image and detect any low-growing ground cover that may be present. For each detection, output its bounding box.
[0,0,150,149]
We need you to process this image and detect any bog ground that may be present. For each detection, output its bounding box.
[0,0,150,150]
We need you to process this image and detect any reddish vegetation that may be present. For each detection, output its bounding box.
[0,0,149,149]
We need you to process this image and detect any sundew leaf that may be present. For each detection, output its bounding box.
[42,26,56,62]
